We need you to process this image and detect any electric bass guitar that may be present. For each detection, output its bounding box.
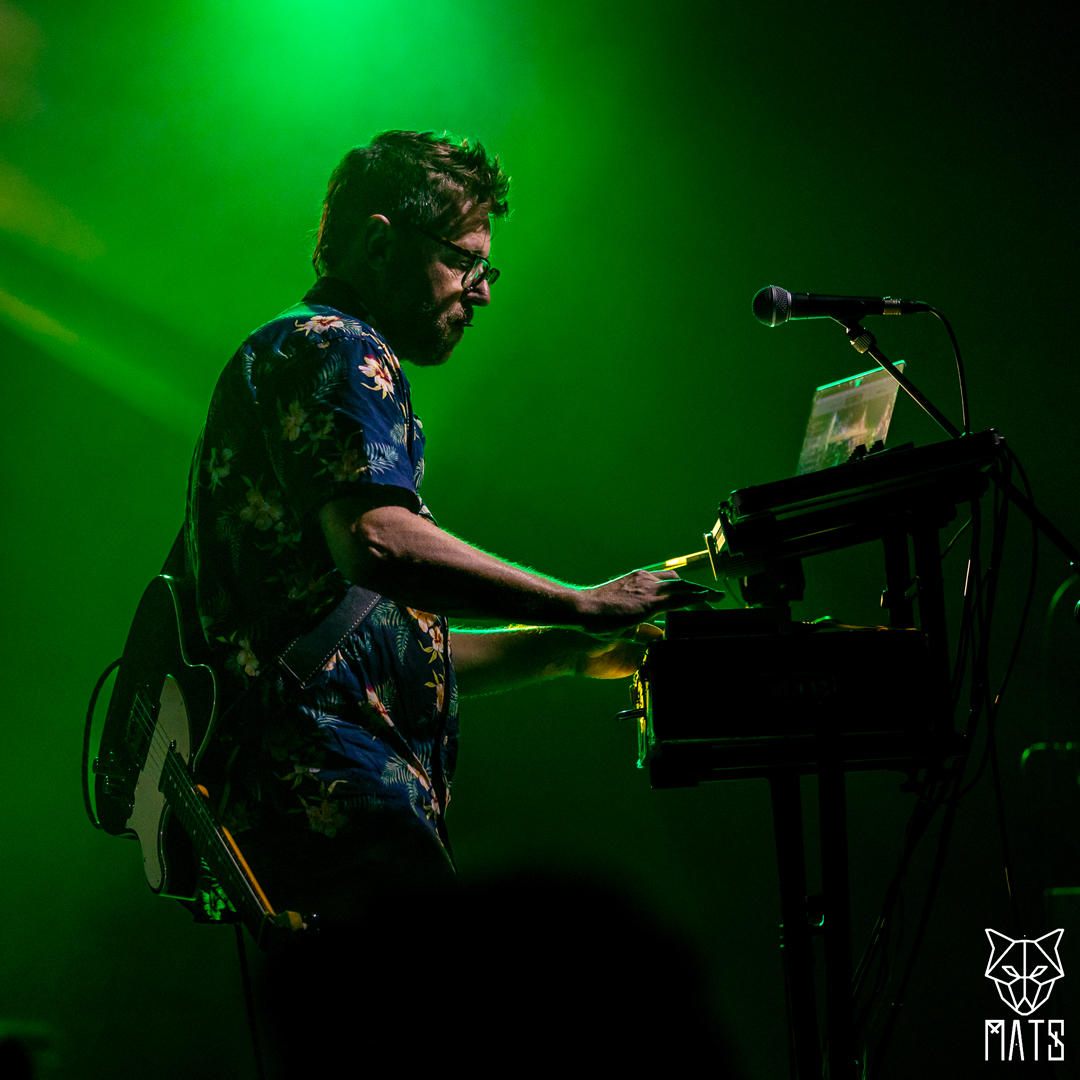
[92,574,304,948]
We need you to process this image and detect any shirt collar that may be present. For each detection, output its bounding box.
[302,276,372,321]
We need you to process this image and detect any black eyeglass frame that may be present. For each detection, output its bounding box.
[414,226,500,291]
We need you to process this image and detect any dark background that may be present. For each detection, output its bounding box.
[1,1,1077,1075]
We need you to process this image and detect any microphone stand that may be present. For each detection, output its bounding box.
[839,320,1078,569]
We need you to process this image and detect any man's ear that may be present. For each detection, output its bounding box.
[359,214,393,267]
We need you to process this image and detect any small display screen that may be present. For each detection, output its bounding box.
[795,363,905,476]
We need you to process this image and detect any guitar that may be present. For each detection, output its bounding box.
[93,574,304,948]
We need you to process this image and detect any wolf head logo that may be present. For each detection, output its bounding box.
[984,929,1064,1016]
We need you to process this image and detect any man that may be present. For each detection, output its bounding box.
[185,130,708,922]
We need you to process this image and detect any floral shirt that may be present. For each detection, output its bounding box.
[184,277,458,885]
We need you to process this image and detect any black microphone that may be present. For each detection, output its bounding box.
[752,285,931,327]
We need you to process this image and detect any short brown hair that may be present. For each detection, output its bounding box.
[312,130,510,278]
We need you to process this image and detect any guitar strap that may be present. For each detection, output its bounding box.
[278,587,456,863]
[276,586,381,689]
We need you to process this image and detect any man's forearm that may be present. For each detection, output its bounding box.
[321,500,587,624]
[451,627,585,696]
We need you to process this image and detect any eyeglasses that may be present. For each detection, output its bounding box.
[415,226,500,291]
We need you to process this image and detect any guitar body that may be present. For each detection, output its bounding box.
[126,675,193,894]
[95,574,305,945]
[96,575,217,899]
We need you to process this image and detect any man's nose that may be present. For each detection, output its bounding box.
[465,278,491,306]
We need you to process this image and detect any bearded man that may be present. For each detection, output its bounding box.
[185,130,706,923]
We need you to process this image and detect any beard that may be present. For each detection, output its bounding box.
[391,297,470,366]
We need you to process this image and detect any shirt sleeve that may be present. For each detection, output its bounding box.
[255,316,421,523]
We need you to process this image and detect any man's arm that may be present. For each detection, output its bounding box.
[318,494,708,635]
[450,623,663,697]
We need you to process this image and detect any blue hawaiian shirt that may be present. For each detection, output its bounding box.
[185,277,458,892]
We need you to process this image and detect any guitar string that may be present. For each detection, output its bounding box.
[128,690,265,919]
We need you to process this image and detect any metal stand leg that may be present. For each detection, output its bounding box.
[911,521,952,703]
[881,529,915,630]
[819,763,856,1079]
[770,773,821,1079]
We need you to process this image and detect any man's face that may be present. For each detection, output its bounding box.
[375,204,492,366]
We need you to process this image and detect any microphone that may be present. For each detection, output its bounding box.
[752,285,931,327]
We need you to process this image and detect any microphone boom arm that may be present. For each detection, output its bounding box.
[839,320,962,439]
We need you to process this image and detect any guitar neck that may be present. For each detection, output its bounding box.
[158,746,291,946]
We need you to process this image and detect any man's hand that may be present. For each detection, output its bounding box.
[574,569,714,636]
[577,621,664,679]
